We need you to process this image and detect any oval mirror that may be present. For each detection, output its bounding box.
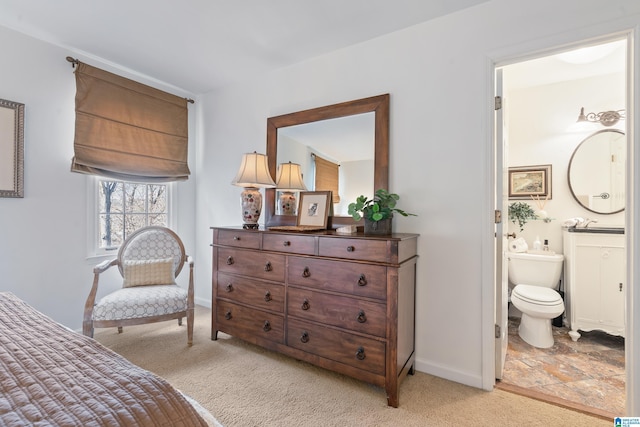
[568,129,626,214]
[265,94,389,227]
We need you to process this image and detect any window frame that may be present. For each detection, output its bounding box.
[86,176,176,259]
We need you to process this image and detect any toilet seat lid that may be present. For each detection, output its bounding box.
[513,285,561,305]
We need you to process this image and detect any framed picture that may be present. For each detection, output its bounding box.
[297,191,331,228]
[508,165,552,200]
[0,99,24,198]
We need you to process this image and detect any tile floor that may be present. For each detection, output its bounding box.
[499,317,625,417]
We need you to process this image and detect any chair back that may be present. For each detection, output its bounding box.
[116,226,186,278]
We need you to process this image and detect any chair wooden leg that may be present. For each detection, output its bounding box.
[82,321,94,338]
[187,308,194,347]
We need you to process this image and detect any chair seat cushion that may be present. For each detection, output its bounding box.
[93,285,187,322]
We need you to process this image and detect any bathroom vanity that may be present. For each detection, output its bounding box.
[563,227,625,341]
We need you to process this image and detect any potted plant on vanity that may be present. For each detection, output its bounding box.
[348,189,416,235]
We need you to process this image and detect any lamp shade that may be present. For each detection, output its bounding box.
[232,151,276,188]
[276,161,307,191]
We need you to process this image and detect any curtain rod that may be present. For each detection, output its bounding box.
[65,56,195,104]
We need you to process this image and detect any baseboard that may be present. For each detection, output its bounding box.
[414,357,484,389]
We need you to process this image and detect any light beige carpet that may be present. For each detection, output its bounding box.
[94,306,610,427]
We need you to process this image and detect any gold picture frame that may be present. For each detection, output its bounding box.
[508,164,552,200]
[297,191,331,228]
[0,99,25,198]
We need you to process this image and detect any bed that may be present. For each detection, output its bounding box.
[0,292,221,426]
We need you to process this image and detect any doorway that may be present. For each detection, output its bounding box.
[494,37,629,417]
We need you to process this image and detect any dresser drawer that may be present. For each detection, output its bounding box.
[287,318,385,376]
[217,272,284,312]
[217,247,285,282]
[288,257,387,300]
[216,300,284,344]
[318,237,390,262]
[287,287,386,337]
[263,233,316,255]
[216,229,261,249]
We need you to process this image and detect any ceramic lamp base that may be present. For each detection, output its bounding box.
[240,187,262,228]
[279,191,297,215]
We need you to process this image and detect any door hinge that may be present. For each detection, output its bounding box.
[495,324,501,338]
[494,96,502,110]
[494,209,502,224]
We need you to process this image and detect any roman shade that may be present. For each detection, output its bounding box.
[313,154,340,203]
[70,61,190,182]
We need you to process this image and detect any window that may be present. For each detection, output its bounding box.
[95,179,171,251]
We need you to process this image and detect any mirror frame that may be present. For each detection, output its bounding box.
[0,98,25,198]
[567,128,625,215]
[265,94,389,227]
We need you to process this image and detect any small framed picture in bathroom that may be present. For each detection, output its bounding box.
[508,164,552,200]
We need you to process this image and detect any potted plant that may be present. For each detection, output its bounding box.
[348,189,416,235]
[508,202,537,232]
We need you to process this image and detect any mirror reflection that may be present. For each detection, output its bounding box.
[568,129,625,214]
[276,112,375,215]
[265,94,389,228]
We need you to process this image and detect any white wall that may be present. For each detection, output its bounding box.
[195,0,640,395]
[0,25,197,329]
[2,0,640,409]
[506,71,626,253]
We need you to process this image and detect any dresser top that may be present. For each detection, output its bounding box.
[210,226,419,241]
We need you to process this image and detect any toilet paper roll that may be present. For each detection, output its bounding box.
[510,237,528,253]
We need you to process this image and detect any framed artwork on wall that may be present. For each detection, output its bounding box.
[0,99,24,198]
[508,164,552,200]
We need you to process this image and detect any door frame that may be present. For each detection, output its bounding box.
[483,30,637,415]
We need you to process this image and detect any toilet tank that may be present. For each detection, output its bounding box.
[507,252,564,289]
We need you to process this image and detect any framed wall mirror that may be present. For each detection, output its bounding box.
[0,99,25,198]
[265,94,389,227]
[568,129,625,214]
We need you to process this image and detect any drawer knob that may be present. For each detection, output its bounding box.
[264,261,272,272]
[225,283,234,292]
[300,331,310,343]
[224,310,232,320]
[264,290,272,302]
[358,274,367,287]
[226,256,234,265]
[302,267,311,278]
[283,240,291,247]
[233,236,241,241]
[355,346,366,360]
[263,321,271,332]
[347,245,355,252]
[357,310,367,323]
[301,299,310,310]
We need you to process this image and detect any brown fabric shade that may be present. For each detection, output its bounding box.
[71,62,190,182]
[313,154,340,204]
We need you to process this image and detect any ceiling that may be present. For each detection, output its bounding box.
[503,39,626,89]
[0,0,489,95]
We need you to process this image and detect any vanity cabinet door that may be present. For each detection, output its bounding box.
[599,246,625,330]
[566,230,626,340]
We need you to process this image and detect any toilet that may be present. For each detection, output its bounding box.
[508,252,565,348]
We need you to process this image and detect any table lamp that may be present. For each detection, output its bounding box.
[275,161,307,215]
[231,151,276,229]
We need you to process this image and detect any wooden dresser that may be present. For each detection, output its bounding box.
[211,226,418,407]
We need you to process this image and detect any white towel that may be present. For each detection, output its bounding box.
[509,237,528,253]
[562,217,585,227]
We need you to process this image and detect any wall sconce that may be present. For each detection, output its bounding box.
[576,107,625,127]
[275,161,307,215]
[231,151,276,229]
